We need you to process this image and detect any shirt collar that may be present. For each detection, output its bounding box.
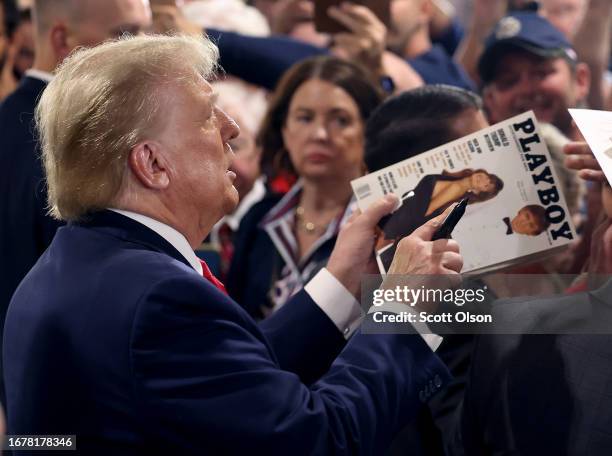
[262,179,357,228]
[108,209,203,275]
[261,179,304,225]
[25,69,54,83]
[260,179,357,270]
[221,176,266,231]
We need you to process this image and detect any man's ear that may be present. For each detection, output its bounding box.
[128,141,170,189]
[574,62,591,102]
[49,23,71,62]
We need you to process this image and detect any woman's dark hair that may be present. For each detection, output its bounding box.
[258,56,385,177]
[365,85,483,172]
[442,168,504,204]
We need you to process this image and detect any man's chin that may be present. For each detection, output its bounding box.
[222,188,240,215]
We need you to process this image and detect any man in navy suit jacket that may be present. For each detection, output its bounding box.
[3,34,464,453]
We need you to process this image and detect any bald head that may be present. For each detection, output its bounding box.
[33,0,80,34]
[32,0,151,70]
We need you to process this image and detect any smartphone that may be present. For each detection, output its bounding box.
[431,198,468,241]
[314,0,391,34]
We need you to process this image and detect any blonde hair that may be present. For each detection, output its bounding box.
[36,34,219,221]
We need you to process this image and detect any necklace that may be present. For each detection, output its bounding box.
[295,206,333,235]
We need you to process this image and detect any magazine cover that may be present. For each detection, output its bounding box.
[351,111,577,274]
[569,109,612,186]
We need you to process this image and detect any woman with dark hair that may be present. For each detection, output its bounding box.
[227,55,384,318]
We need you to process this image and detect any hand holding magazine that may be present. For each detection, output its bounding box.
[352,112,576,274]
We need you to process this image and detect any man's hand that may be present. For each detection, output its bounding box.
[381,206,463,314]
[327,194,399,297]
[327,200,464,299]
[328,3,387,76]
[387,206,463,277]
[472,0,508,29]
[564,141,607,182]
[269,0,314,35]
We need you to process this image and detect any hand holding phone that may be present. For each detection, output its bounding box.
[314,0,390,34]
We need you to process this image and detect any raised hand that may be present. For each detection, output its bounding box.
[564,141,607,183]
[328,3,387,76]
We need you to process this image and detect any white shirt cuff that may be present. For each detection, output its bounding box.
[304,268,363,339]
[367,301,443,352]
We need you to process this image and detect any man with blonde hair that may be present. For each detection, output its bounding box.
[0,0,151,402]
[3,34,463,453]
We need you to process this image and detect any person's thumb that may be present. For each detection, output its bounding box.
[412,203,456,241]
[354,194,398,229]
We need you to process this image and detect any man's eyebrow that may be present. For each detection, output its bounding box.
[210,92,219,105]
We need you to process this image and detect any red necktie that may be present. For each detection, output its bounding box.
[218,222,235,279]
[199,259,227,295]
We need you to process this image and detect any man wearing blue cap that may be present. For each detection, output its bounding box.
[479,11,590,140]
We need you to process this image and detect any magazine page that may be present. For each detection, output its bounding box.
[352,111,577,274]
[569,109,612,186]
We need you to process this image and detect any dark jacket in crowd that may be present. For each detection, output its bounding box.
[0,76,63,403]
[462,281,612,455]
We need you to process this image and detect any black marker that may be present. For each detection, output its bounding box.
[431,198,468,241]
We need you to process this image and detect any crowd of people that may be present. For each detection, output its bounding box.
[0,0,611,454]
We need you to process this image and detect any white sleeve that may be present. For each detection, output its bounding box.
[305,268,443,351]
[304,268,362,339]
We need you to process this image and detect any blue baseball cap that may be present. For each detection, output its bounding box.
[478,12,578,84]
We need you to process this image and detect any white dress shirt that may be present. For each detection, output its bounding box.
[209,177,266,247]
[25,69,54,83]
[109,209,204,276]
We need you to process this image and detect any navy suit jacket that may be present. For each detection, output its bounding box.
[0,76,63,402]
[0,77,61,308]
[462,282,612,455]
[4,210,449,454]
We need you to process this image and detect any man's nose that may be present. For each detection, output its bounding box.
[219,109,240,142]
[516,71,537,95]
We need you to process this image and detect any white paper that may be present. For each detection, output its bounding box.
[569,109,612,186]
